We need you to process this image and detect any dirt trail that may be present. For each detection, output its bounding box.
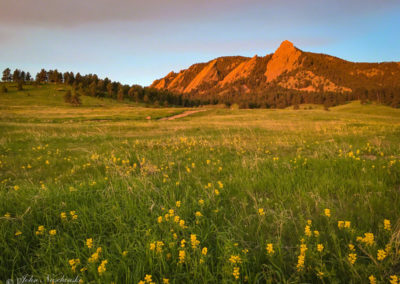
[160,109,208,121]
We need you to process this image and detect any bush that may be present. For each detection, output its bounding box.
[64,89,82,106]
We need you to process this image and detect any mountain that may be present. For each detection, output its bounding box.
[150,41,400,108]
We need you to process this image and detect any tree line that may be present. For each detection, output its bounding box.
[2,67,399,108]
[1,68,200,107]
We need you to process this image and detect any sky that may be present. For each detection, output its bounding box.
[1,0,399,86]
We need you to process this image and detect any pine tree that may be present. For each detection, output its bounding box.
[2,68,11,82]
[36,69,48,83]
[12,69,21,82]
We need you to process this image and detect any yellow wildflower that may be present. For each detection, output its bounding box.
[390,275,399,284]
[266,243,275,255]
[163,279,169,284]
[13,185,20,191]
[317,244,324,252]
[198,199,204,205]
[369,275,376,284]
[304,225,312,237]
[156,241,164,253]
[324,209,331,217]
[122,251,128,257]
[97,260,107,275]
[157,216,163,223]
[357,233,374,246]
[202,247,208,256]
[232,266,240,280]
[86,238,93,248]
[88,252,99,263]
[190,234,200,249]
[229,255,242,264]
[176,201,181,208]
[348,253,357,264]
[49,229,56,236]
[377,249,387,261]
[195,211,202,217]
[258,208,265,216]
[313,230,320,237]
[300,244,308,254]
[144,274,152,283]
[15,230,22,236]
[296,254,305,271]
[178,250,185,263]
[68,258,80,272]
[60,212,67,220]
[36,225,45,235]
[384,219,391,231]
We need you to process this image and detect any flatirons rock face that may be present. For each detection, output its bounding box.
[151,41,400,95]
[265,40,302,82]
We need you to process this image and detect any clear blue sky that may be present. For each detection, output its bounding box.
[1,0,399,86]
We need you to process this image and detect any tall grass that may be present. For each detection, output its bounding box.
[0,84,399,283]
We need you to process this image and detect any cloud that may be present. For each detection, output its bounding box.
[0,0,398,28]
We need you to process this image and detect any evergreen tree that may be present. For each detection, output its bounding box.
[36,69,48,83]
[89,81,97,97]
[20,71,26,82]
[12,69,21,82]
[2,68,11,82]
[106,82,114,98]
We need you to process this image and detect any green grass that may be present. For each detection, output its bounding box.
[0,84,400,283]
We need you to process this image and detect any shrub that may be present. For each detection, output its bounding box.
[64,89,82,106]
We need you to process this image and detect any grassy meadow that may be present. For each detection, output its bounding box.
[1,83,400,283]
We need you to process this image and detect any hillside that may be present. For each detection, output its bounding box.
[0,83,186,122]
[151,41,400,108]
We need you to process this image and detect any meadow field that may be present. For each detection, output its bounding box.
[0,84,400,283]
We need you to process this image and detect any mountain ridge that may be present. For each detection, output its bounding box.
[150,41,400,108]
